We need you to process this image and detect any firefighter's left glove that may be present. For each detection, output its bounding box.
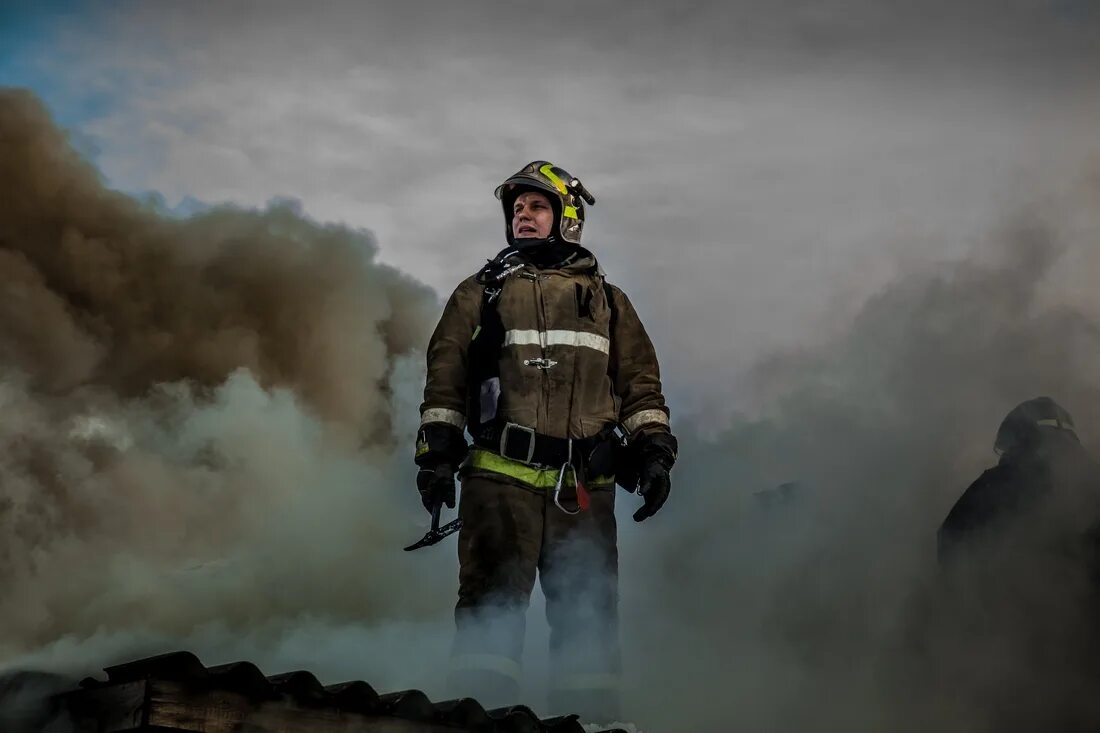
[416,463,456,513]
[632,432,678,523]
[414,422,468,514]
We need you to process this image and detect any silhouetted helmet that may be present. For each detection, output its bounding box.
[494,161,595,245]
[994,396,1079,455]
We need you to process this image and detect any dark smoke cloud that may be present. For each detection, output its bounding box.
[0,88,453,671]
[2,87,434,427]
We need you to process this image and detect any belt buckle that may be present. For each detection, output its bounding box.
[500,422,536,465]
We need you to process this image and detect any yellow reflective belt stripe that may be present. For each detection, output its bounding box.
[539,163,570,194]
[563,205,578,219]
[465,448,613,489]
[415,442,429,457]
[467,448,561,488]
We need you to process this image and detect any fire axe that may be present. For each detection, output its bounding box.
[403,503,462,551]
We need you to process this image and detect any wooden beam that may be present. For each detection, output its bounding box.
[63,678,463,733]
[146,680,458,733]
[60,680,149,733]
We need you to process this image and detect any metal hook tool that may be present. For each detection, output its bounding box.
[404,503,462,551]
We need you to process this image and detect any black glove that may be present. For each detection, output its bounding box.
[414,421,468,514]
[632,432,677,523]
[416,463,456,513]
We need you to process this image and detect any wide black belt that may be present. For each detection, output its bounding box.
[474,421,614,468]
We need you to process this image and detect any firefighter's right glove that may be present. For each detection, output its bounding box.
[632,432,678,523]
[416,463,456,513]
[414,421,468,514]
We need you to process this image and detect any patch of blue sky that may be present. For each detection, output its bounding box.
[0,0,111,130]
[0,1,204,210]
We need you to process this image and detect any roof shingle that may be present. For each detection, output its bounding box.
[68,651,627,733]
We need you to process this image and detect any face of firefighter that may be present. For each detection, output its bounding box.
[512,191,555,240]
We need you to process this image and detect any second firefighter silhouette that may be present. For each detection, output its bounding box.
[935,405,1100,730]
[938,396,1100,568]
[415,162,677,719]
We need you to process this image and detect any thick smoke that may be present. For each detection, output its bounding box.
[618,185,1100,730]
[0,88,458,686]
[5,85,1100,733]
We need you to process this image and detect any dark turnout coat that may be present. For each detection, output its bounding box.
[938,430,1100,567]
[419,249,670,443]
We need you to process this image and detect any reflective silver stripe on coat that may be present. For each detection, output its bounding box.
[449,653,522,681]
[503,329,610,354]
[622,408,669,434]
[420,407,466,429]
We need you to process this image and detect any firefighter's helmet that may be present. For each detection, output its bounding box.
[494,161,595,245]
[994,396,1078,455]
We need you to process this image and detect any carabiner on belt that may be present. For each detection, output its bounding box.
[552,438,581,515]
[553,462,582,515]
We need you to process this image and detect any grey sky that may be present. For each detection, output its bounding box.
[32,0,1099,420]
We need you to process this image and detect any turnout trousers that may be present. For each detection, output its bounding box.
[448,472,621,720]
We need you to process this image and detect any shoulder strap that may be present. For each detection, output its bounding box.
[466,276,507,440]
[602,280,617,338]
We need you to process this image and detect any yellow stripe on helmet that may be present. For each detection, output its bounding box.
[563,205,578,219]
[538,163,570,194]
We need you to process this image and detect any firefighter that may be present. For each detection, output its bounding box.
[935,400,1100,727]
[937,396,1099,567]
[414,161,677,720]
